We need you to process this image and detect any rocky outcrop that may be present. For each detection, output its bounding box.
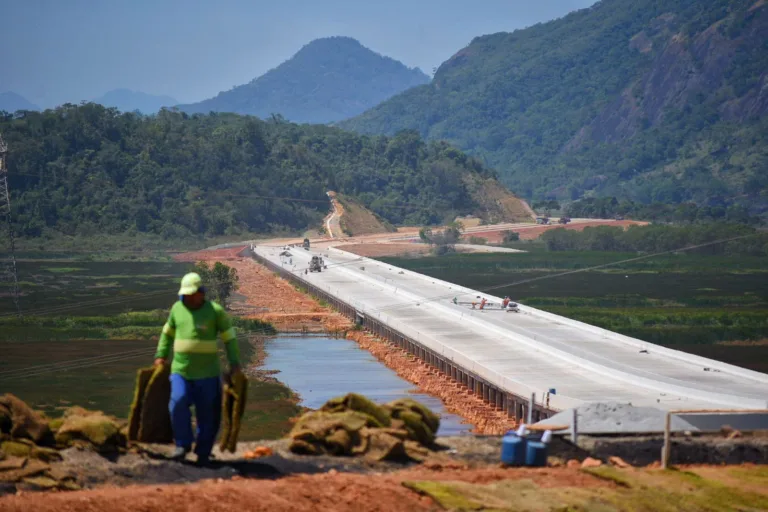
[572,4,768,147]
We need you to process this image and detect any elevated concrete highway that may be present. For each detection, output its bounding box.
[253,244,768,419]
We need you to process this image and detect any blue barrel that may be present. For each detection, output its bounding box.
[500,431,527,466]
[525,439,548,467]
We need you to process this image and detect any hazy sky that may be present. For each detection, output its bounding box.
[2,0,595,108]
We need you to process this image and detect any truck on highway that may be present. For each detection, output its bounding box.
[309,255,326,272]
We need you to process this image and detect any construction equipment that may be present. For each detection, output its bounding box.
[309,255,326,272]
[536,216,550,225]
[558,216,571,224]
[303,238,311,250]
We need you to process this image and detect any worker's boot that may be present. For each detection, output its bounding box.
[170,446,189,461]
[196,453,213,466]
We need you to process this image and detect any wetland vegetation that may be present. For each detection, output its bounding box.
[0,257,288,440]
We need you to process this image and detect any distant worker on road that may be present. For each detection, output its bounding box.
[502,296,511,309]
[154,272,241,465]
[479,297,487,310]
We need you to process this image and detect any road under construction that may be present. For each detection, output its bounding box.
[252,244,768,423]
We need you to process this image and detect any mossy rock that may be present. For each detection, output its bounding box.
[21,475,59,490]
[396,410,435,445]
[320,393,391,428]
[387,398,440,437]
[30,446,62,463]
[0,441,32,458]
[48,417,65,433]
[55,413,125,452]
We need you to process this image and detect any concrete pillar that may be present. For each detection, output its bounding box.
[505,396,514,418]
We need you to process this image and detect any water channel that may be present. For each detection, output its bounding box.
[264,335,472,436]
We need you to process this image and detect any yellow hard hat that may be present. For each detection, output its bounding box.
[178,272,203,295]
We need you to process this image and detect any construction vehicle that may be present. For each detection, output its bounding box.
[309,255,326,272]
[536,216,550,225]
[303,238,310,250]
[558,216,571,224]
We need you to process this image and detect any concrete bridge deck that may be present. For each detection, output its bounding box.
[253,245,768,416]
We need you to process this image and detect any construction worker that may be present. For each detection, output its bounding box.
[480,297,487,310]
[154,272,241,464]
[502,296,511,309]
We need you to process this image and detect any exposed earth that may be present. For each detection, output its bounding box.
[4,219,761,510]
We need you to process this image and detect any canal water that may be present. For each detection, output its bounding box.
[264,335,473,436]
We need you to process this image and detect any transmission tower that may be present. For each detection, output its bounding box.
[0,133,21,315]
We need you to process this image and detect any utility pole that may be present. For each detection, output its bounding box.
[0,133,21,316]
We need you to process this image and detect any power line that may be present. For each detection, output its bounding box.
[366,233,761,314]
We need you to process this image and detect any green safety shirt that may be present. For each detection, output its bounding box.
[155,300,240,380]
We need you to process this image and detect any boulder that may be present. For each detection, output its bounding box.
[55,409,125,452]
[0,394,53,446]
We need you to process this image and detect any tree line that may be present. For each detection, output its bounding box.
[566,197,759,225]
[540,223,768,257]
[1,104,497,243]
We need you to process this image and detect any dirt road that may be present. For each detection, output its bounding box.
[324,191,343,239]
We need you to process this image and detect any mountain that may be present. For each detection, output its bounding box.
[94,89,177,114]
[340,0,768,215]
[177,36,430,124]
[0,92,40,112]
[1,103,529,244]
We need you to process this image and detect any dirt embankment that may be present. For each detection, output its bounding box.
[463,175,537,223]
[347,331,516,435]
[0,465,613,512]
[466,220,647,243]
[336,194,396,237]
[173,247,352,333]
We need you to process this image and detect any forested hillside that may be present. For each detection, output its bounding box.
[1,104,521,243]
[341,0,768,217]
[178,37,429,124]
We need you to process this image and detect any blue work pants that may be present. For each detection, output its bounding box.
[169,374,222,458]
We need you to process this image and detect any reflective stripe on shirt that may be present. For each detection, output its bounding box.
[220,327,236,342]
[174,339,218,354]
[162,323,175,336]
